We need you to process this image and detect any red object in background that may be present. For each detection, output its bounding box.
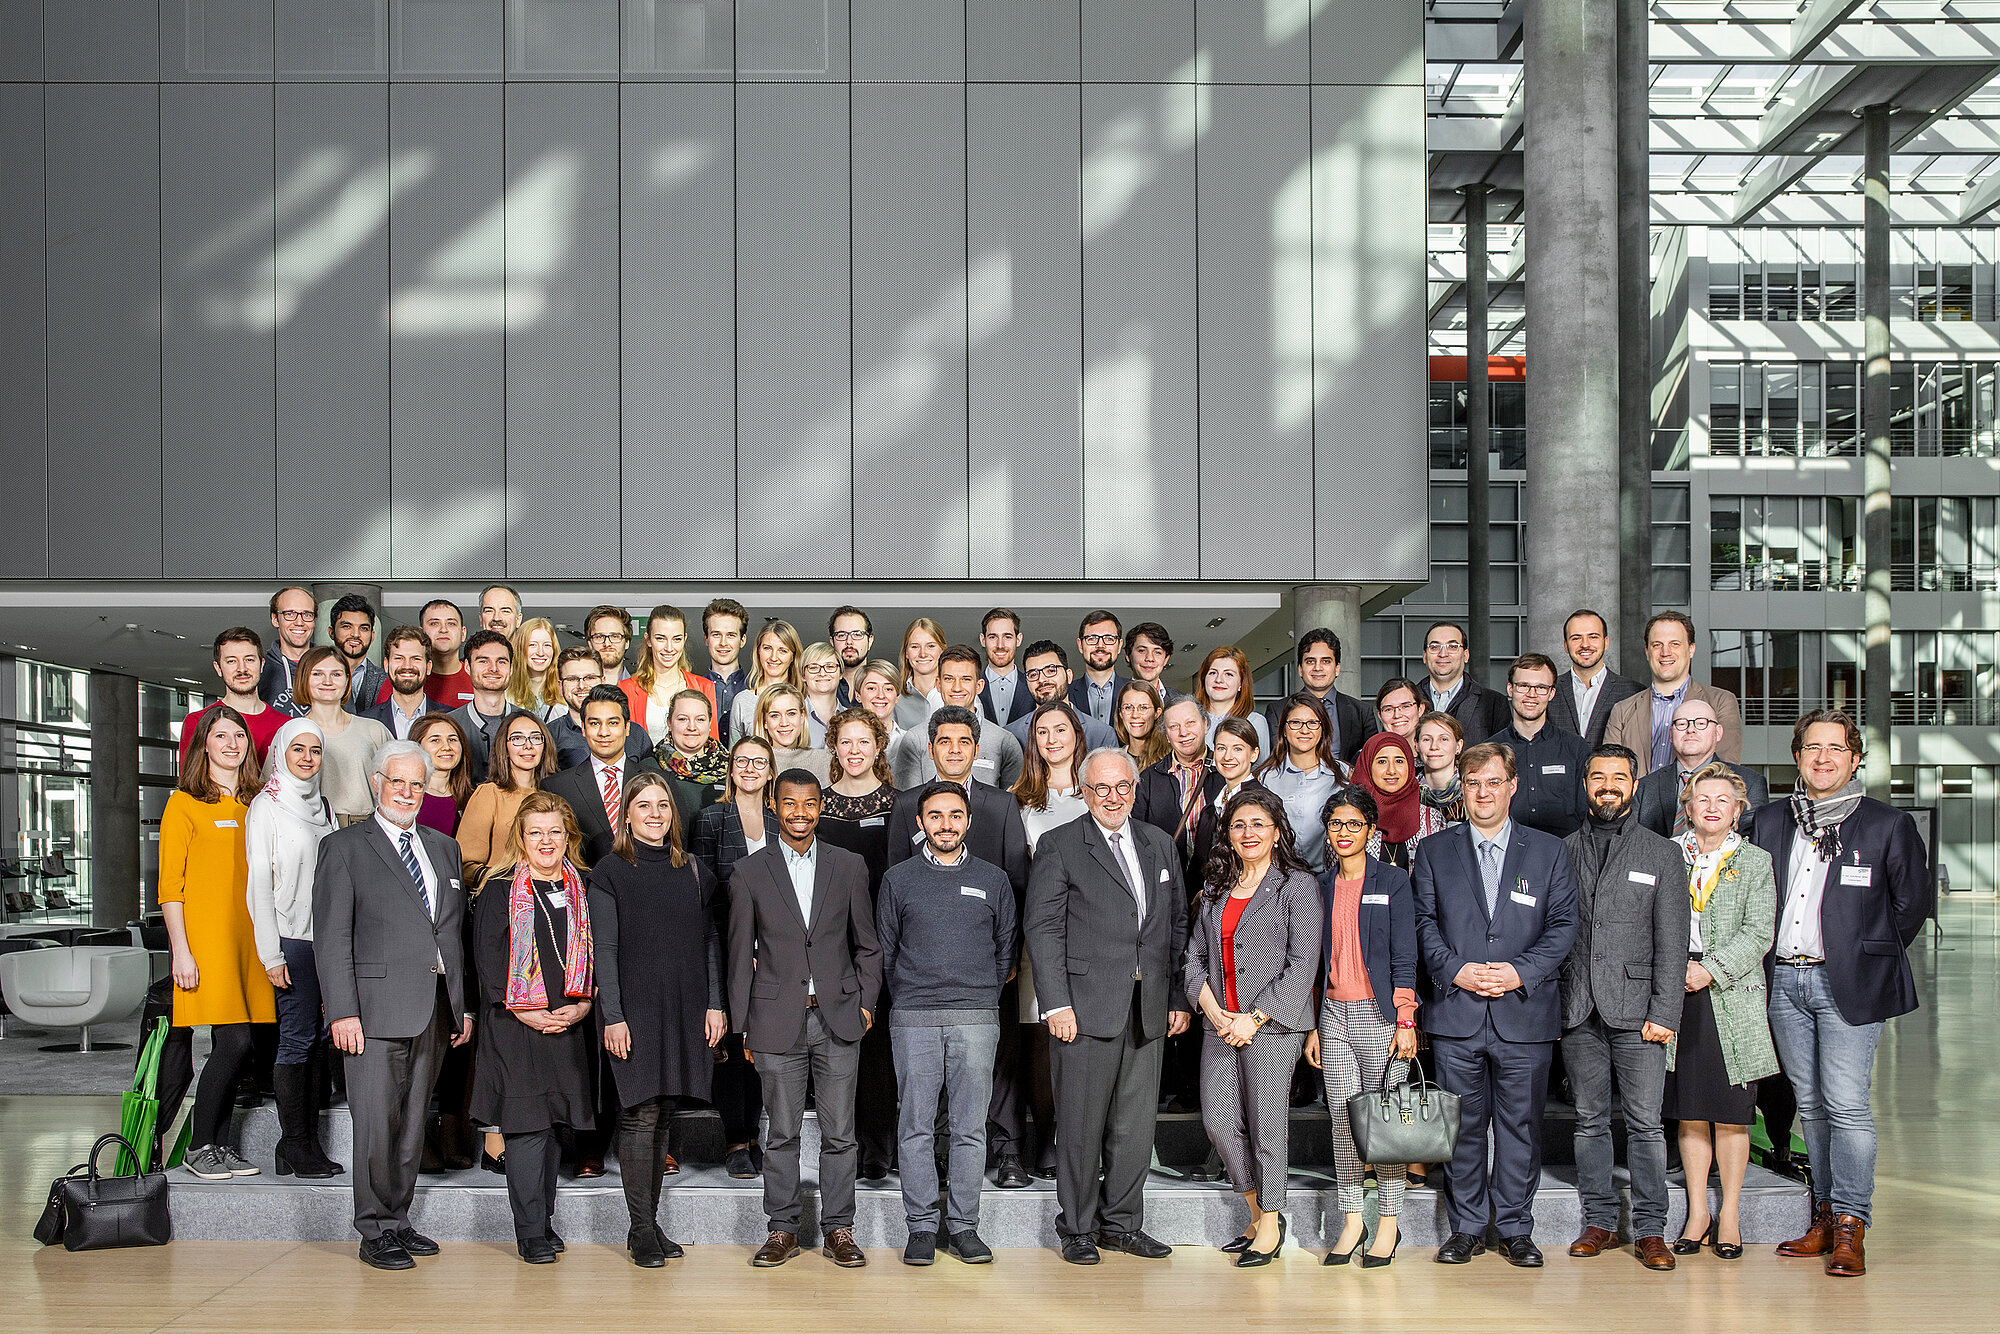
[1429,356,1526,382]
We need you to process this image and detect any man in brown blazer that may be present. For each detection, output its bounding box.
[726,768,882,1270]
[1601,611,1742,777]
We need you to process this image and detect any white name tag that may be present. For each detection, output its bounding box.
[1510,890,1537,906]
[449,878,461,889]
[545,888,569,909]
[860,816,886,828]
[1541,764,1567,775]
[1629,871,1656,886]
[973,757,995,771]
[961,886,986,900]
[1840,865,1872,887]
[1158,868,1170,883]
[1362,893,1389,906]
[215,820,239,828]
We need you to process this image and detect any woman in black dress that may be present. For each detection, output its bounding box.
[471,791,597,1265]
[589,771,726,1267]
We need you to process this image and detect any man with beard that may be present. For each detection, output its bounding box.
[888,648,1024,790]
[1066,611,1129,727]
[828,605,875,708]
[1008,642,1119,754]
[1559,743,1688,1270]
[977,608,1032,727]
[330,594,388,714]
[448,630,526,784]
[364,626,448,739]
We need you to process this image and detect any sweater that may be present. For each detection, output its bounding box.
[244,789,331,967]
[875,849,1018,1018]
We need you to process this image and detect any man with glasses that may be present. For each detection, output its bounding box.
[1633,697,1768,836]
[1067,611,1130,727]
[1489,653,1589,838]
[1603,611,1743,778]
[1006,641,1120,753]
[584,604,634,685]
[547,647,651,770]
[828,606,875,707]
[260,585,318,717]
[1745,710,1929,1278]
[1417,619,1508,743]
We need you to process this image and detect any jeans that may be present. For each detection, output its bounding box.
[1768,964,1884,1223]
[1563,1013,1668,1237]
[891,1021,1000,1234]
[275,937,323,1065]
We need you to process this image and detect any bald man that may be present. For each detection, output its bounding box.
[1632,697,1769,836]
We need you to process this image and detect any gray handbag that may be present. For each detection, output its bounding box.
[1345,1055,1461,1167]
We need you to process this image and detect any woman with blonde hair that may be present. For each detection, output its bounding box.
[728,618,804,742]
[751,682,831,785]
[1115,678,1169,769]
[508,618,565,720]
[622,605,719,746]
[1195,646,1271,754]
[895,616,948,732]
[800,640,844,746]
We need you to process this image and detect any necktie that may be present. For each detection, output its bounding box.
[1479,839,1501,918]
[1672,770,1691,837]
[601,764,621,830]
[1108,829,1145,923]
[399,831,431,918]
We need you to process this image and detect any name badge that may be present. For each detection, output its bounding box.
[545,888,569,909]
[1158,868,1170,883]
[1628,871,1656,886]
[1840,865,1872,887]
[1510,890,1537,907]
[961,886,987,900]
[215,820,239,828]
[1540,764,1567,775]
[1362,893,1389,906]
[973,757,995,771]
[860,816,886,828]
[456,692,474,703]
[449,878,461,889]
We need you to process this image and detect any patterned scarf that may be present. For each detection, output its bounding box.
[660,738,730,788]
[1678,828,1741,914]
[1789,776,1863,862]
[504,858,594,1011]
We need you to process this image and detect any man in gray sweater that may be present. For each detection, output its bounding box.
[876,781,1019,1267]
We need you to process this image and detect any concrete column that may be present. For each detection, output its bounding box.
[1462,184,1494,685]
[1295,585,1365,681]
[1615,0,1653,678]
[1523,0,1621,659]
[1862,105,1892,798]
[88,672,141,928]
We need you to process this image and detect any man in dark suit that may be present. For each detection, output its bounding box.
[1261,628,1376,766]
[1747,710,1930,1278]
[540,685,662,866]
[1418,619,1509,743]
[1025,750,1192,1265]
[978,607,1034,726]
[1414,740,1579,1268]
[329,592,389,715]
[313,740,472,1271]
[726,769,882,1270]
[1547,609,1643,749]
[1633,696,1769,836]
[1067,610,1130,728]
[362,625,449,740]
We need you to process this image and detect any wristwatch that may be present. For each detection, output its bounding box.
[1250,1009,1270,1028]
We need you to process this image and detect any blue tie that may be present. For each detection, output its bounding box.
[399,831,431,918]
[1479,839,1501,919]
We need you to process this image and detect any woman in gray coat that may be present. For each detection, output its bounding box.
[1667,761,1780,1259]
[1183,787,1325,1267]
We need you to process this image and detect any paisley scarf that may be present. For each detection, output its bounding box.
[504,858,594,1011]
[660,738,730,788]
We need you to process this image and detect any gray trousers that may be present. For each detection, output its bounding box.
[1564,1012,1669,1237]
[754,1006,861,1233]
[344,986,448,1242]
[1319,997,1410,1216]
[1048,1006,1164,1238]
[1200,1025,1306,1211]
[891,1021,1000,1234]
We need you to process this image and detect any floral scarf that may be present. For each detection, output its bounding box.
[1678,828,1741,914]
[659,738,729,789]
[504,858,594,1011]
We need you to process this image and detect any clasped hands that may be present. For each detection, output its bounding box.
[515,999,592,1034]
[1452,961,1523,998]
[1206,1009,1260,1048]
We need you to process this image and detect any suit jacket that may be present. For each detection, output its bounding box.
[1025,815,1191,1040]
[888,715,1023,792]
[1422,675,1509,744]
[1313,856,1419,1027]
[547,711,655,772]
[885,779,1030,905]
[345,660,390,717]
[1633,758,1770,837]
[726,839,882,1051]
[1263,689,1377,767]
[361,693,448,739]
[1558,817,1689,1032]
[1132,755,1224,883]
[1007,709,1119,756]
[979,668,1035,726]
[1066,673,1131,727]
[1413,820,1579,1043]
[311,818,467,1040]
[540,754,665,867]
[1602,680,1744,777]
[1745,795,1930,1025]
[1547,669,1643,750]
[1182,866,1324,1033]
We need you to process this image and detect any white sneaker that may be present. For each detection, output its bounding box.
[219,1147,260,1177]
[183,1146,233,1180]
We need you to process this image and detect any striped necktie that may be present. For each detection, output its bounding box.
[398,831,431,918]
[601,764,621,830]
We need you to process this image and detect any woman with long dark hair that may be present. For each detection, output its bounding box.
[1256,690,1346,872]
[408,713,472,835]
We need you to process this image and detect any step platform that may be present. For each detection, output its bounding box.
[169,1104,1811,1249]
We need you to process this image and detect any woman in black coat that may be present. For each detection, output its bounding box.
[589,771,726,1267]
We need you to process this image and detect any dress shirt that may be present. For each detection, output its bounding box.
[1094,817,1147,924]
[1429,675,1464,713]
[1473,819,1513,918]
[1262,758,1342,870]
[1571,666,1607,737]
[375,809,444,973]
[1648,679,1691,772]
[386,695,428,741]
[782,837,819,994]
[1776,826,1830,960]
[920,841,967,869]
[985,668,1016,720]
[706,667,748,730]
[1084,676,1116,724]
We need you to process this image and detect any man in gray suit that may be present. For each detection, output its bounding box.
[1025,749,1191,1265]
[313,740,472,1271]
[1633,697,1769,836]
[1559,744,1689,1270]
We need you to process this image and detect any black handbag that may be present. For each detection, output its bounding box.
[1345,1055,1461,1168]
[36,1133,172,1251]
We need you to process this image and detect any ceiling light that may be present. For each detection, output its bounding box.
[1206,617,1226,628]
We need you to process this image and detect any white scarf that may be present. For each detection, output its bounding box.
[260,718,334,835]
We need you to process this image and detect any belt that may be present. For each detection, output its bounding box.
[1777,957,1824,967]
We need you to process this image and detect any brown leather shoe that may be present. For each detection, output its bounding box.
[573,1156,606,1180]
[1635,1236,1676,1271]
[1569,1226,1618,1257]
[822,1226,867,1268]
[752,1230,800,1267]
[1824,1216,1866,1276]
[1777,1202,1836,1257]
[661,1152,680,1176]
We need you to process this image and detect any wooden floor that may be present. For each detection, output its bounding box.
[8,900,1999,1332]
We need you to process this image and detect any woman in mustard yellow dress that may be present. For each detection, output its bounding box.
[162,705,277,1181]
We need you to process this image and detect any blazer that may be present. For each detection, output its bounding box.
[1182,865,1324,1034]
[1263,689,1378,767]
[361,693,448,737]
[1558,818,1689,1033]
[1066,673,1131,726]
[885,779,1030,903]
[1313,856,1420,1027]
[1633,758,1770,837]
[1547,669,1643,750]
[1670,840,1781,1087]
[725,839,882,1052]
[547,711,655,771]
[1412,820,1579,1043]
[888,716,1024,792]
[1745,795,1930,1025]
[1421,675,1509,744]
[1023,815,1192,1041]
[1132,755,1225,882]
[311,818,467,1040]
[1601,680,1744,777]
[345,660,390,717]
[691,798,760,896]
[540,754,664,867]
[979,668,1035,726]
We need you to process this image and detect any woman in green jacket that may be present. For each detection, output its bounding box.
[1666,761,1780,1259]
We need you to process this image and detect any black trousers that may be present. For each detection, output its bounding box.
[856,995,899,1168]
[503,1128,563,1242]
[710,1034,764,1146]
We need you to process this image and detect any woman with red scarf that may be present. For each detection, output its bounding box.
[1356,732,1425,869]
[472,791,596,1265]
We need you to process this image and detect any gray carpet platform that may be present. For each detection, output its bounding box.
[170,1104,1811,1249]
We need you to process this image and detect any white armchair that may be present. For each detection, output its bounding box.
[0,945,151,1052]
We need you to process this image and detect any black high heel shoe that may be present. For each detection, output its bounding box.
[1322,1228,1363,1266]
[1220,1231,1256,1254]
[1238,1214,1286,1268]
[1710,1221,1743,1260]
[1361,1224,1401,1269]
[1672,1219,1716,1256]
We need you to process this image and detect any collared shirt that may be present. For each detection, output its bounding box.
[1308,687,1343,757]
[387,696,428,741]
[706,668,748,728]
[1648,679,1691,771]
[1776,827,1830,960]
[1094,817,1146,923]
[1085,676,1116,724]
[1571,665,1606,736]
[985,668,1016,719]
[920,841,967,869]
[781,837,819,994]
[1263,757,1342,871]
[591,756,624,818]
[1473,819,1513,915]
[1430,675,1463,713]
[375,810,441,921]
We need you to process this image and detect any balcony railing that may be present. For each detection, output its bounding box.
[1737,696,2000,728]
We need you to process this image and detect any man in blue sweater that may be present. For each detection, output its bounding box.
[876,781,1019,1267]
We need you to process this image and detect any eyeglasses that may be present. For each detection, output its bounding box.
[561,674,601,689]
[1285,718,1322,730]
[1380,700,1420,717]
[1464,777,1511,792]
[1670,718,1717,733]
[1425,640,1463,652]
[830,630,870,643]
[274,609,316,623]
[1799,743,1853,758]
[588,632,628,645]
[1510,682,1555,696]
[506,734,543,749]
[1080,634,1120,647]
[803,663,840,677]
[1228,820,1275,835]
[732,757,771,771]
[1324,818,1370,835]
[1084,780,1136,799]
[1025,665,1065,682]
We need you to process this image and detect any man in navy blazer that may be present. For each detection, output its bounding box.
[1745,710,1930,1277]
[1414,740,1579,1268]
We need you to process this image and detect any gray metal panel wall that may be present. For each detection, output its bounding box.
[851,0,961,82]
[1312,84,1428,583]
[966,84,1081,580]
[738,0,848,81]
[1081,83,1197,581]
[1198,0,1306,84]
[507,0,618,76]
[45,84,162,578]
[620,81,736,580]
[1197,84,1310,580]
[1081,0,1192,83]
[735,83,852,579]
[852,82,967,579]
[161,84,278,579]
[0,0,42,80]
[276,0,389,77]
[390,0,504,76]
[275,83,391,579]
[0,83,46,575]
[161,0,277,79]
[621,0,733,78]
[505,81,622,578]
[43,0,158,80]
[966,0,1075,82]
[389,81,505,580]
[1310,0,1423,86]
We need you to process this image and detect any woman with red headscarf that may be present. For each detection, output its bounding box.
[1355,732,1424,870]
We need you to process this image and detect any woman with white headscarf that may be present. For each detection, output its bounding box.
[245,717,343,1178]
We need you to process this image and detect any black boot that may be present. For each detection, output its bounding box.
[617,1118,662,1240]
[273,1061,343,1179]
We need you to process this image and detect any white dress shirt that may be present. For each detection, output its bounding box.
[1095,817,1147,924]
[1776,827,1830,960]
[781,838,819,995]
[1571,665,1606,736]
[375,811,439,922]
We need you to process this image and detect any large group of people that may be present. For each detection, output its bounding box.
[153,589,1929,1279]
